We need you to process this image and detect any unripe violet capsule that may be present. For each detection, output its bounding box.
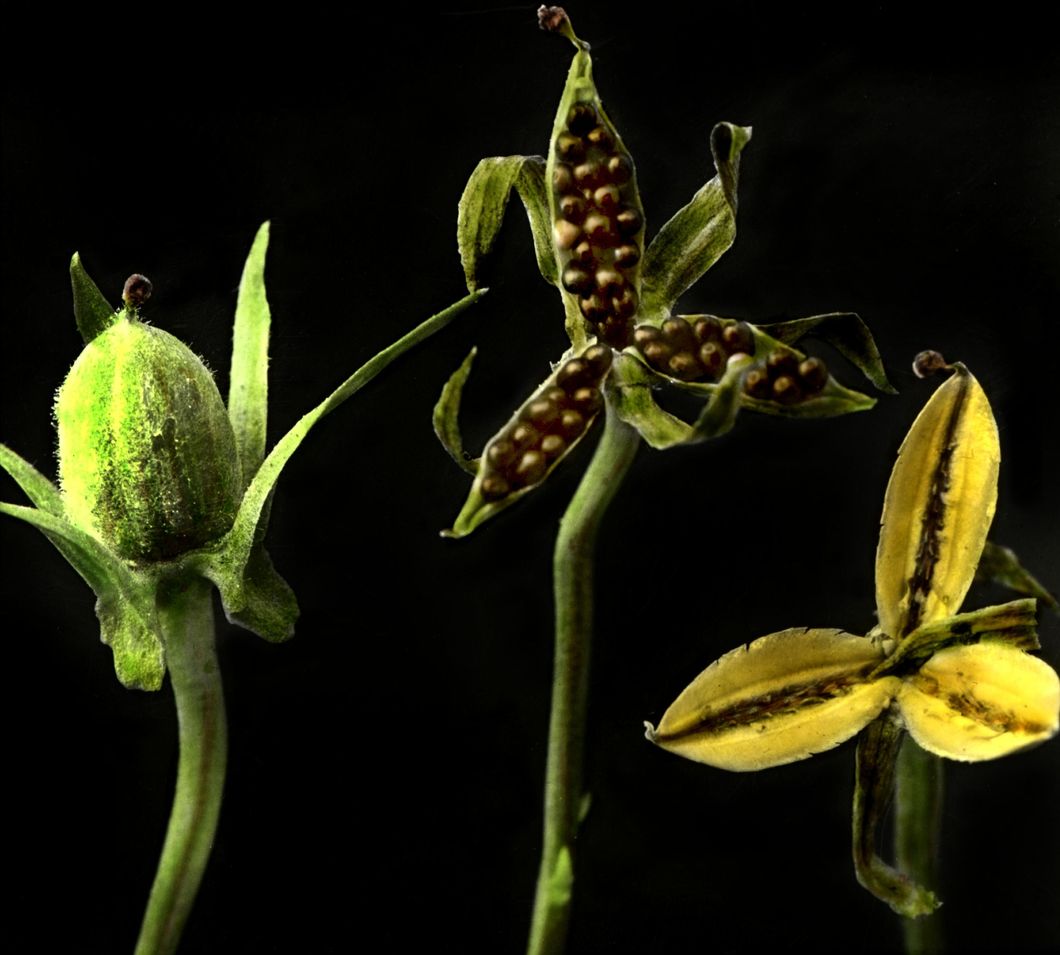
[56,301,240,562]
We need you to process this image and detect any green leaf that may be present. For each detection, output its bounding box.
[70,252,118,344]
[457,156,553,292]
[229,221,272,491]
[0,443,63,515]
[758,312,896,395]
[433,348,479,474]
[975,541,1057,610]
[639,123,751,320]
[0,502,163,689]
[217,289,486,609]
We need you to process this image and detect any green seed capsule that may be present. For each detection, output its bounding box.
[56,311,240,562]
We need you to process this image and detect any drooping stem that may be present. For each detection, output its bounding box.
[527,404,640,955]
[896,737,944,955]
[135,578,227,955]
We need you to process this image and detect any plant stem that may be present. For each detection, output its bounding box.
[135,578,227,955]
[896,737,944,955]
[526,404,640,955]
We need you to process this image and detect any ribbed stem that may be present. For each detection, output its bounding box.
[135,578,227,955]
[526,405,640,955]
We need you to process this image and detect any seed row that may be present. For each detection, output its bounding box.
[479,345,613,502]
[552,100,644,350]
[632,316,829,404]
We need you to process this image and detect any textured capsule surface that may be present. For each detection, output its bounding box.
[56,315,240,561]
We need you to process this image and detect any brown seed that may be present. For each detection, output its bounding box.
[557,358,591,392]
[512,422,540,449]
[641,340,672,368]
[698,342,725,378]
[579,294,609,323]
[798,357,828,394]
[486,439,516,468]
[540,434,566,457]
[766,349,799,378]
[526,398,559,426]
[744,367,772,399]
[558,408,586,437]
[557,133,585,162]
[574,161,602,189]
[606,154,632,184]
[614,244,640,268]
[587,125,614,150]
[612,287,638,318]
[515,450,548,485]
[567,103,597,135]
[572,240,595,264]
[571,386,603,415]
[599,317,631,349]
[616,207,643,236]
[583,213,614,244]
[480,474,511,501]
[722,321,754,356]
[693,316,722,343]
[595,268,624,294]
[633,325,662,348]
[559,195,586,223]
[772,374,803,404]
[582,343,613,377]
[662,317,695,351]
[593,184,620,210]
[554,220,581,250]
[668,352,702,379]
[543,386,568,406]
[562,264,595,296]
[553,163,574,193]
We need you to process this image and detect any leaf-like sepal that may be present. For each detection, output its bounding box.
[639,123,751,320]
[647,628,900,771]
[70,252,118,344]
[975,541,1058,610]
[876,364,1000,639]
[433,347,479,474]
[897,642,1060,761]
[0,443,63,515]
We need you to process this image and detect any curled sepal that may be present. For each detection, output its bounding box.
[645,628,901,771]
[607,352,691,450]
[433,347,479,475]
[975,541,1058,611]
[70,252,118,344]
[897,643,1060,761]
[457,156,555,291]
[0,502,163,689]
[0,443,63,515]
[228,221,272,491]
[639,124,752,321]
[759,312,895,395]
[442,344,612,538]
[209,543,298,642]
[876,363,1000,640]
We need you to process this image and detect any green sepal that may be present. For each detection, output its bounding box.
[207,543,298,642]
[873,598,1041,678]
[0,501,164,689]
[639,123,752,321]
[666,322,877,418]
[218,290,485,614]
[758,312,895,395]
[608,352,751,449]
[228,221,272,491]
[457,156,555,292]
[0,443,63,515]
[975,541,1058,611]
[70,252,118,344]
[433,347,480,475]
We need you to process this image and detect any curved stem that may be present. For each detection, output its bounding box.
[896,737,944,954]
[526,404,641,955]
[135,578,227,955]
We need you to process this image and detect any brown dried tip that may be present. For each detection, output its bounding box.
[538,5,568,32]
[122,274,153,308]
[912,350,949,379]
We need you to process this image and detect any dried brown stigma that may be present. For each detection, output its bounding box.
[551,98,645,349]
[478,345,613,501]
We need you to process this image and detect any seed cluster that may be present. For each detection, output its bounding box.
[551,100,644,350]
[479,344,613,502]
[633,316,829,404]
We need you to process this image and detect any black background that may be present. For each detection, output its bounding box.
[2,4,1058,952]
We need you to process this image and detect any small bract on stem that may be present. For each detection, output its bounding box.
[0,223,484,954]
[435,9,891,955]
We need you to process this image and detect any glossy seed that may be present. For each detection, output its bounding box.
[615,207,643,236]
[693,317,722,342]
[633,325,661,348]
[587,125,613,150]
[572,240,595,264]
[579,294,609,323]
[486,439,516,467]
[559,408,586,437]
[772,374,802,404]
[480,474,511,501]
[642,340,672,367]
[571,386,603,415]
[599,317,631,349]
[515,450,548,485]
[698,342,725,378]
[766,349,799,378]
[612,287,638,318]
[559,195,586,223]
[595,268,623,294]
[583,213,614,244]
[557,358,591,392]
[614,244,640,268]
[798,357,829,393]
[543,386,567,405]
[526,398,559,426]
[540,434,566,457]
[593,184,620,210]
[606,155,632,184]
[512,422,540,448]
[744,367,772,399]
[668,352,701,379]
[553,164,574,193]
[554,220,581,250]
[722,321,754,356]
[662,317,695,351]
[567,103,597,135]
[574,162,602,189]
[562,264,595,295]
[583,343,613,376]
[557,133,585,162]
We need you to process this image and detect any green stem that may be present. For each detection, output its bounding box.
[135,578,227,955]
[896,737,944,955]
[526,404,640,955]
